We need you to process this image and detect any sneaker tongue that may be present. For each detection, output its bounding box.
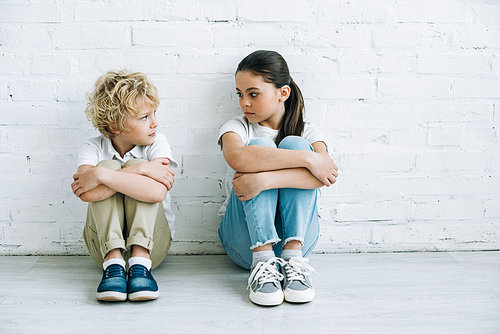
[248,258,284,290]
[129,264,148,276]
[105,264,125,276]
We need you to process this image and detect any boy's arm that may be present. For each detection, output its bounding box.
[72,159,174,203]
[231,141,338,201]
[72,164,117,202]
[221,132,337,186]
[136,158,175,191]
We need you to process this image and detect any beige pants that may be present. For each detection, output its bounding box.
[82,159,171,270]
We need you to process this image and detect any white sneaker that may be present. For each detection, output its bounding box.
[281,257,317,303]
[247,258,285,306]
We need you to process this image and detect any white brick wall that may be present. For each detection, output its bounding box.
[0,0,499,255]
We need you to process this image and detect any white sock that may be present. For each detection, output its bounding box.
[129,257,152,270]
[252,250,276,267]
[103,258,126,270]
[280,249,302,261]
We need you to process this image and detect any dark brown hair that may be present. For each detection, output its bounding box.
[236,50,305,145]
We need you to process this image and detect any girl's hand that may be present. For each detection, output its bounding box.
[141,158,175,191]
[232,172,266,201]
[71,167,102,198]
[307,152,339,187]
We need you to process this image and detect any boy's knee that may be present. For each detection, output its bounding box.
[122,158,148,168]
[248,137,276,148]
[278,136,312,151]
[96,160,121,171]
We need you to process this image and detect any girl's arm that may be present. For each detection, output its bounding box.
[72,159,174,203]
[232,168,324,201]
[231,141,338,201]
[221,132,337,186]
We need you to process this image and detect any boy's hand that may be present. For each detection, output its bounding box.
[71,167,102,198]
[141,158,175,191]
[232,172,266,201]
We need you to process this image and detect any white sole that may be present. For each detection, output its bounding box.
[249,289,284,306]
[283,288,315,303]
[96,291,127,302]
[128,290,159,301]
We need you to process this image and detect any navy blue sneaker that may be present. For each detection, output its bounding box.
[127,264,159,301]
[96,264,127,301]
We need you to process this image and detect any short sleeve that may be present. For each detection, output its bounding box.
[146,133,178,168]
[77,138,101,167]
[217,117,248,148]
[303,122,327,148]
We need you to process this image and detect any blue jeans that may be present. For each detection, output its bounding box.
[218,136,320,270]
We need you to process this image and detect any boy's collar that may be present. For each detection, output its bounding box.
[127,145,144,159]
[104,136,145,161]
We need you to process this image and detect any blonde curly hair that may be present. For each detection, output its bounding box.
[84,70,160,138]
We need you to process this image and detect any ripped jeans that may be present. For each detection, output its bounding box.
[218,136,320,270]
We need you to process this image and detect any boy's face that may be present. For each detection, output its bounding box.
[112,99,159,152]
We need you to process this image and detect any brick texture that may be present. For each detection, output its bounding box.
[0,0,499,255]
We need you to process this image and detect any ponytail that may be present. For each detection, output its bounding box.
[276,78,304,145]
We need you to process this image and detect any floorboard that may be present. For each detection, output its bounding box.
[1,252,499,334]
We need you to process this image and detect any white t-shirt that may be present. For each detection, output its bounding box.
[217,115,327,215]
[77,133,178,238]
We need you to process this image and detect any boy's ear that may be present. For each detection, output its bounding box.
[108,124,121,135]
[278,85,291,102]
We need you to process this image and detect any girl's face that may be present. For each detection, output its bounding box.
[235,70,290,130]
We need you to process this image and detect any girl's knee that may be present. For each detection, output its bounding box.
[248,137,276,148]
[278,136,312,151]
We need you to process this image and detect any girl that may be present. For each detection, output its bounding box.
[217,50,338,306]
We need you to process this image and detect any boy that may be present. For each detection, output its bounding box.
[71,70,177,302]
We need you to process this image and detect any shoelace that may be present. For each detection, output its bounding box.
[283,257,318,285]
[247,258,285,290]
[129,265,148,277]
[104,264,125,278]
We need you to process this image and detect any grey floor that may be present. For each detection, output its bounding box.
[1,252,499,334]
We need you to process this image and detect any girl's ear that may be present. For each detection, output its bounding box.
[278,85,291,102]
